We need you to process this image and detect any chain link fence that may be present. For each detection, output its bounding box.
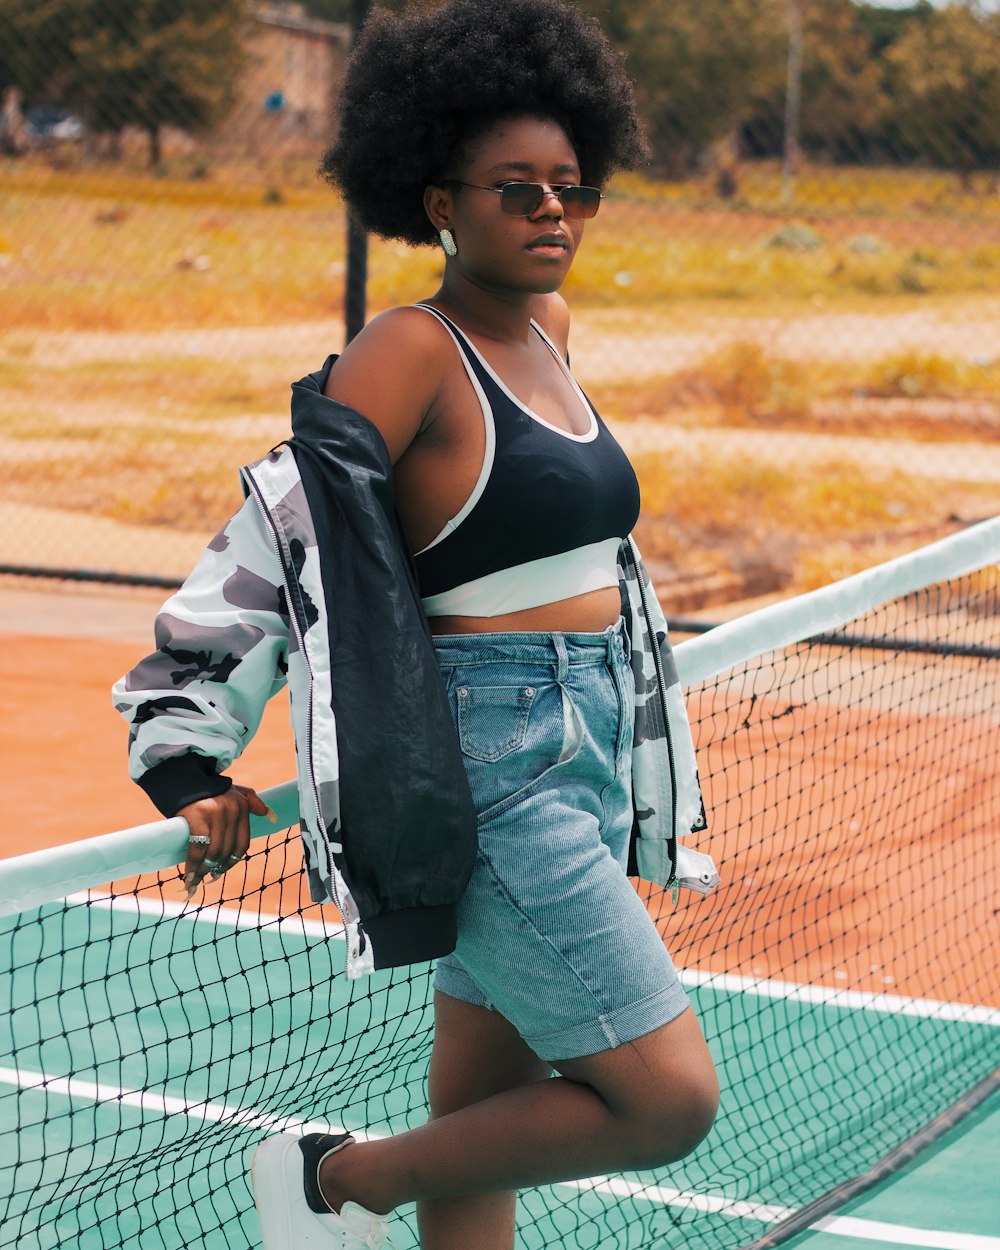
[2,0,999,610]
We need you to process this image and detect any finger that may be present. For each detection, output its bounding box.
[185,840,218,898]
[234,785,278,823]
[227,793,254,867]
[204,804,245,885]
[181,801,231,898]
[184,825,214,893]
[202,790,253,883]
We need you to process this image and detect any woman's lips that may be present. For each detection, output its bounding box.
[526,243,569,258]
[526,231,571,257]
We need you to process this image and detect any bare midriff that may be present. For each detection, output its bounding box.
[428,584,621,636]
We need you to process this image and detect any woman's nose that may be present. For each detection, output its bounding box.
[531,186,564,219]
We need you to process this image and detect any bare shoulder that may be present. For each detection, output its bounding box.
[531,292,572,359]
[322,306,453,463]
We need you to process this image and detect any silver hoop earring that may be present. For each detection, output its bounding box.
[439,228,458,257]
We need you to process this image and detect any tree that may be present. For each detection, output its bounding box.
[854,0,934,58]
[743,0,891,163]
[0,0,251,166]
[0,0,78,99]
[301,0,352,20]
[798,0,889,160]
[580,0,786,174]
[885,2,1000,180]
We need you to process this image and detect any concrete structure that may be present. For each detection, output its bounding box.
[210,4,349,156]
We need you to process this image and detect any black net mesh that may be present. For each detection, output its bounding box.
[2,567,999,1250]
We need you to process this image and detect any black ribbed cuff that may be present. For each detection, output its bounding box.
[137,754,233,818]
[364,904,458,970]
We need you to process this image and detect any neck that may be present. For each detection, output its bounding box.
[429,269,540,344]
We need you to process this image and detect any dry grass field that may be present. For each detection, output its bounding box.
[2,157,999,601]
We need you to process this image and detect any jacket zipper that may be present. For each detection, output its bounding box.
[243,469,351,971]
[627,535,678,888]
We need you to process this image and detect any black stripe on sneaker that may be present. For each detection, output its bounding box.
[298,1132,355,1214]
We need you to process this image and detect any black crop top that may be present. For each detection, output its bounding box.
[411,305,641,617]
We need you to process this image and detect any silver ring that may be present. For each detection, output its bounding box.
[205,855,243,880]
[188,834,211,846]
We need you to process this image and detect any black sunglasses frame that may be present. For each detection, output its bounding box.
[444,180,604,219]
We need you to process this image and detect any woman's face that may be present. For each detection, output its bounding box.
[426,115,589,297]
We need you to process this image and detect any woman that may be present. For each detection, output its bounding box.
[114,2,719,1247]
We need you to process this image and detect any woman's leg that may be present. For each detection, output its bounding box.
[417,993,552,1250]
[320,1004,719,1217]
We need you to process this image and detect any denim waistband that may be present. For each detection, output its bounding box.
[432,614,628,668]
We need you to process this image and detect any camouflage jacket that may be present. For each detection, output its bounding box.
[114,360,714,979]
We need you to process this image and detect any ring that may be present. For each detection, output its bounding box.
[201,858,223,872]
[207,854,244,880]
[188,834,211,846]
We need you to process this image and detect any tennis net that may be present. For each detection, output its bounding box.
[2,516,999,1250]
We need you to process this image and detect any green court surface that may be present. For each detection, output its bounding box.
[784,1090,1000,1250]
[3,893,998,1250]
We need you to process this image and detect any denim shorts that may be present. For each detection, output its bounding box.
[431,616,689,1062]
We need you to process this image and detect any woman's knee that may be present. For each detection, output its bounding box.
[636,1073,720,1165]
[610,1065,718,1170]
[645,1010,719,1156]
[577,1014,720,1167]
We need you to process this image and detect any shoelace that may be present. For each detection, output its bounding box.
[350,1230,393,1250]
[338,1212,394,1249]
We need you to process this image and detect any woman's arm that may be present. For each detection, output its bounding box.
[112,491,291,895]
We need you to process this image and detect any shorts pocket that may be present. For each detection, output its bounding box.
[456,683,537,763]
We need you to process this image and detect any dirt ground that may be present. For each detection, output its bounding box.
[0,578,295,857]
[17,297,1000,378]
[5,298,999,584]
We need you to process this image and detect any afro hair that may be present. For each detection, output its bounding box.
[320,0,647,246]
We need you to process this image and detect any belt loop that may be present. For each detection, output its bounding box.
[605,616,621,664]
[553,632,569,682]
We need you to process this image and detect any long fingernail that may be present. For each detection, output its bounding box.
[265,805,278,823]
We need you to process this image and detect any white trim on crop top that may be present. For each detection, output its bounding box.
[419,536,622,618]
[412,309,497,557]
[409,304,622,617]
[412,305,598,560]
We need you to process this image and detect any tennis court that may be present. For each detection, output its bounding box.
[4,887,996,1250]
[2,519,999,1250]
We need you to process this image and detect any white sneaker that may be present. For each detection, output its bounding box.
[252,1132,393,1249]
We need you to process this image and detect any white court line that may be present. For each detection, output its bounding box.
[812,1215,1000,1250]
[0,1064,790,1223]
[63,891,1000,1027]
[556,1174,794,1223]
[3,1065,997,1249]
[0,1065,379,1143]
[64,890,346,941]
[679,970,1000,1028]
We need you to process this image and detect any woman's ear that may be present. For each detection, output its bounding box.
[424,183,454,231]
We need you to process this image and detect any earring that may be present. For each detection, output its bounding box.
[439,228,458,257]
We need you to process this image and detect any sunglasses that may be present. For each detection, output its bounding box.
[446,180,604,219]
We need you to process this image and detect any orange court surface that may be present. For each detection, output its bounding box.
[2,572,997,1018]
[0,576,295,858]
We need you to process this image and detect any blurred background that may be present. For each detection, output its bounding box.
[1,0,999,610]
